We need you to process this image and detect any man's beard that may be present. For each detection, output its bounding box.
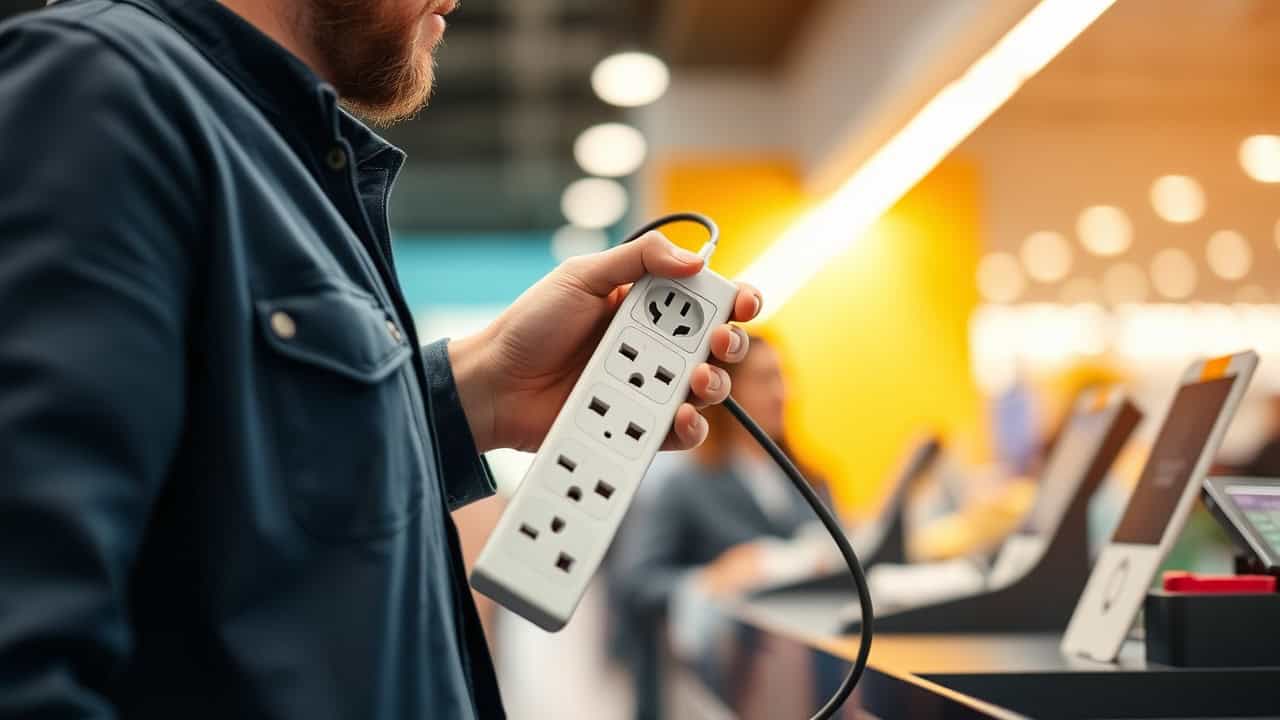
[308,0,437,127]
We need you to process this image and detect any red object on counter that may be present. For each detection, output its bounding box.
[1163,571,1276,594]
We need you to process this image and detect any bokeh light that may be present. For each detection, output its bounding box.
[1102,262,1149,305]
[1059,276,1101,304]
[1077,205,1133,256]
[1239,134,1280,183]
[591,52,671,108]
[1020,230,1072,283]
[1150,248,1198,299]
[1206,230,1252,280]
[977,252,1025,303]
[561,178,629,229]
[574,123,648,178]
[1149,174,1205,224]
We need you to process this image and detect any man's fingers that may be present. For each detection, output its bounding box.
[733,283,763,322]
[688,363,731,408]
[709,325,750,365]
[561,231,704,297]
[662,403,708,451]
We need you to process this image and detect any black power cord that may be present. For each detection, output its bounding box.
[622,213,873,720]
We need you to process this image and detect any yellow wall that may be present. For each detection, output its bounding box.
[654,155,985,514]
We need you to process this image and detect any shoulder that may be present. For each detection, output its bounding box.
[0,2,198,102]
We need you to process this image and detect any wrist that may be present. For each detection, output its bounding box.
[448,331,500,453]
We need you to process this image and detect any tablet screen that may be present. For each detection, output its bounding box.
[1112,377,1235,544]
[1225,485,1280,561]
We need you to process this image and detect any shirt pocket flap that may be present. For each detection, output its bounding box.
[256,287,411,383]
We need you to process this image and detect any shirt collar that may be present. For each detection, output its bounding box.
[116,0,404,170]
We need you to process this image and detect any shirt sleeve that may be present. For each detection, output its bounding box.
[421,339,497,511]
[0,19,199,718]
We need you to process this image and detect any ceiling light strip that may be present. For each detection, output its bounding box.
[736,0,1115,322]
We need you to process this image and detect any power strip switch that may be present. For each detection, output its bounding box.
[470,269,738,631]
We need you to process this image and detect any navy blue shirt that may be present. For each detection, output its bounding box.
[0,0,504,717]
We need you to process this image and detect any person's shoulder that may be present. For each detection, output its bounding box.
[0,1,194,90]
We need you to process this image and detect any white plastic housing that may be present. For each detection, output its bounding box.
[470,269,738,631]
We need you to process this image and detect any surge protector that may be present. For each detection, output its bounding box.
[470,269,738,631]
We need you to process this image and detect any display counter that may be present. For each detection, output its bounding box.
[683,590,1280,719]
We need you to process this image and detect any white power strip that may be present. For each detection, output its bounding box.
[471,269,738,631]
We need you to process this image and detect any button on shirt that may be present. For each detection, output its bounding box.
[0,0,504,718]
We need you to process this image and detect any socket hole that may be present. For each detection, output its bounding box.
[625,423,646,442]
[673,325,692,337]
[664,291,675,307]
[628,373,644,388]
[655,367,674,385]
[557,455,577,473]
[567,486,582,502]
[519,524,539,541]
[556,553,575,573]
[588,397,610,417]
[680,301,691,317]
[648,302,662,324]
[604,431,612,439]
[551,517,565,534]
[619,343,638,362]
[595,481,615,500]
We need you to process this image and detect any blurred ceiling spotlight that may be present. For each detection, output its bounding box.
[561,178,629,230]
[977,252,1025,303]
[1206,229,1252,280]
[735,0,1115,321]
[550,225,610,262]
[574,123,648,178]
[591,52,670,108]
[1150,248,1198,299]
[1149,174,1205,224]
[1020,230,1072,283]
[1059,276,1101,305]
[1077,205,1133,257]
[1239,134,1280,183]
[1102,262,1149,305]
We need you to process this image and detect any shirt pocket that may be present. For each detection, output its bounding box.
[255,284,424,542]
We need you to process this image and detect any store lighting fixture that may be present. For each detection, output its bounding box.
[574,123,648,178]
[1021,230,1072,283]
[976,252,1026,303]
[1240,134,1280,183]
[591,52,670,108]
[736,0,1115,321]
[1150,174,1205,224]
[1206,230,1252,281]
[561,178,629,230]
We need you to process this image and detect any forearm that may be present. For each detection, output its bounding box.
[447,332,500,454]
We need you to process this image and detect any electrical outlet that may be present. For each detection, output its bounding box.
[574,383,655,461]
[605,326,687,405]
[632,282,713,353]
[471,271,738,632]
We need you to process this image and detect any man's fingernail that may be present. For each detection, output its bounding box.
[727,329,743,354]
[693,413,707,434]
[751,293,763,317]
[673,247,701,264]
[706,369,722,392]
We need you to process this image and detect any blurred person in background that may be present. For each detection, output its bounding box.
[617,336,828,719]
[0,1,763,718]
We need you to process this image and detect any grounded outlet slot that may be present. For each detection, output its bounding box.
[551,517,565,533]
[556,553,575,573]
[625,423,646,442]
[628,373,644,388]
[619,343,638,361]
[680,301,691,317]
[673,325,691,337]
[589,397,610,417]
[519,524,539,540]
[557,455,577,473]
[664,291,675,306]
[655,367,674,385]
[567,486,582,502]
[595,481,615,500]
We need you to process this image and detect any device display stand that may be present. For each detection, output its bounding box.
[750,439,937,598]
[842,485,1094,634]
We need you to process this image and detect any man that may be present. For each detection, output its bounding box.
[0,0,761,718]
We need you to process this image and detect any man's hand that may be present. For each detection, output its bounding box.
[449,231,762,454]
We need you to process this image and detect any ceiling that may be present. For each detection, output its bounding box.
[0,0,821,234]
